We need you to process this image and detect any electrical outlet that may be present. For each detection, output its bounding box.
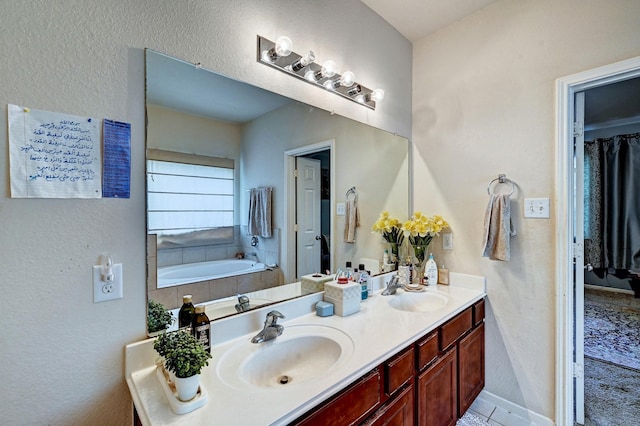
[442,233,454,250]
[524,198,550,219]
[336,202,346,216]
[93,263,123,303]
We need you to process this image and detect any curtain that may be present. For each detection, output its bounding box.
[584,141,604,268]
[602,133,640,271]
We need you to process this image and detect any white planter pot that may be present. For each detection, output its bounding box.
[174,374,200,402]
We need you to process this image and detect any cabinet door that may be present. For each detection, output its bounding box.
[417,348,457,426]
[365,382,414,426]
[458,323,485,416]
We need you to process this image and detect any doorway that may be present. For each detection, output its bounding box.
[284,140,335,282]
[555,56,640,425]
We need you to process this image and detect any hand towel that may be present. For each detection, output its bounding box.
[343,195,359,243]
[482,193,516,261]
[248,187,272,238]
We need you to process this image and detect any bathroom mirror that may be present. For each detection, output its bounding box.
[145,49,408,322]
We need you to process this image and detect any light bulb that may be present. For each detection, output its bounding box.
[355,94,365,104]
[288,51,316,72]
[323,80,336,91]
[371,89,385,103]
[274,36,293,57]
[304,69,317,82]
[321,60,337,78]
[339,71,355,88]
[262,35,293,62]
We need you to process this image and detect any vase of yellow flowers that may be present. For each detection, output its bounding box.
[402,212,449,284]
[372,211,405,265]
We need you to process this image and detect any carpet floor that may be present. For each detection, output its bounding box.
[583,287,640,425]
[584,288,640,370]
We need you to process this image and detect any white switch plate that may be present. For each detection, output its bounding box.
[524,198,550,219]
[336,202,346,216]
[443,233,454,250]
[93,263,123,303]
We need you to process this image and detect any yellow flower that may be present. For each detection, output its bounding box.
[402,212,449,246]
[372,211,404,245]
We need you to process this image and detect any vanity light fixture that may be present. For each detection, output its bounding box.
[257,35,384,110]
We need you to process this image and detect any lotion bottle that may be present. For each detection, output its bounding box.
[425,253,438,287]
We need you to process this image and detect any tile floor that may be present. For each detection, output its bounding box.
[467,397,534,426]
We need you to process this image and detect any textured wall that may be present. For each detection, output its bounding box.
[0,1,411,424]
[412,0,640,419]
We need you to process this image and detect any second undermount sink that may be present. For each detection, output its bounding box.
[216,324,354,389]
[388,290,449,313]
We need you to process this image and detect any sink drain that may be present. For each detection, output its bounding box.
[278,375,291,385]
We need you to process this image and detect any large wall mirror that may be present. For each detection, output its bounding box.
[145,49,409,323]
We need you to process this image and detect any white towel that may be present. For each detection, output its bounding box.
[482,193,516,261]
[343,195,359,243]
[248,187,272,238]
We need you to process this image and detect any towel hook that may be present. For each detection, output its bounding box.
[487,174,515,196]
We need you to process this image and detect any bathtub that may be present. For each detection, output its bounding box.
[157,259,266,288]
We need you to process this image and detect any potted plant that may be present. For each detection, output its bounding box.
[147,300,175,335]
[163,330,212,401]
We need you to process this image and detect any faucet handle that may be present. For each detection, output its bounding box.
[267,310,284,320]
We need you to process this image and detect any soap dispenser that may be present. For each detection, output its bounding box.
[425,253,438,286]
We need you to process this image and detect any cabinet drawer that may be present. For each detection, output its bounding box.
[416,330,439,371]
[473,299,485,327]
[364,380,414,426]
[440,307,472,351]
[295,369,381,426]
[385,346,414,396]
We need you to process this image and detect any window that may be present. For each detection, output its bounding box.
[147,151,234,235]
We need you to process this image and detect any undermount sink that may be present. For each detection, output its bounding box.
[388,290,449,313]
[216,324,354,389]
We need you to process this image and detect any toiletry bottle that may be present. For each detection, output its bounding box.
[382,250,389,269]
[358,264,367,300]
[425,253,438,286]
[438,264,450,285]
[192,304,211,353]
[345,261,354,281]
[178,295,195,329]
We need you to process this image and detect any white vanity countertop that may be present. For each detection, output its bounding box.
[126,272,486,425]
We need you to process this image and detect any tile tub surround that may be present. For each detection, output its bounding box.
[126,273,485,425]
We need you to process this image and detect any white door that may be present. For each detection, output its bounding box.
[574,91,586,425]
[296,157,321,278]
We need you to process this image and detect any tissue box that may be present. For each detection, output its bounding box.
[324,280,360,317]
[301,273,333,295]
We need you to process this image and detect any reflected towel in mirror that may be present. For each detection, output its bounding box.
[343,193,359,243]
[248,187,272,238]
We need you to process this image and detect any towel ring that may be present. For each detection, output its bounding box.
[345,186,357,199]
[487,174,515,196]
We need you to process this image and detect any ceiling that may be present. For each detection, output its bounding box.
[360,0,498,42]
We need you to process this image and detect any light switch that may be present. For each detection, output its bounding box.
[336,202,346,216]
[524,198,550,219]
[442,233,454,250]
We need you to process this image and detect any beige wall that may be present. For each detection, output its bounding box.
[412,0,640,419]
[0,1,411,424]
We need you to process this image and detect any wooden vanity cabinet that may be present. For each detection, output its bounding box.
[293,298,485,426]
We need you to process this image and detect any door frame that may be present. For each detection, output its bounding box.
[283,139,335,282]
[555,55,640,425]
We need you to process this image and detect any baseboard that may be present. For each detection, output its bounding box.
[477,390,555,426]
[584,283,634,295]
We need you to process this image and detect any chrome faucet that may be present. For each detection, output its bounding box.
[235,294,251,313]
[251,310,285,343]
[381,275,402,296]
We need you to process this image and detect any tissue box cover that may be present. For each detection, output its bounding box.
[301,273,333,295]
[324,281,360,316]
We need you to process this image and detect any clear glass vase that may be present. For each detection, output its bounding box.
[411,244,429,285]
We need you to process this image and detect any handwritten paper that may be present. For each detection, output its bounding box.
[8,104,101,198]
[102,119,131,198]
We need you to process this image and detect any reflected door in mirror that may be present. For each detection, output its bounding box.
[296,157,321,278]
